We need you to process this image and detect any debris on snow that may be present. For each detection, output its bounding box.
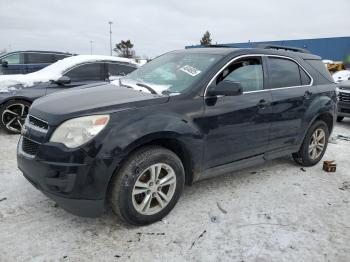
[337,134,350,141]
[216,202,227,214]
[190,230,207,249]
[339,181,350,191]
[323,161,337,172]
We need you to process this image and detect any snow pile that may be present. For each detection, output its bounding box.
[0,55,138,92]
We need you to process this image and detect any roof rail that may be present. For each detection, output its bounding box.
[255,44,310,54]
[205,44,232,48]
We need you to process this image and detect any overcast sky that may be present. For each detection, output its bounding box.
[0,0,349,58]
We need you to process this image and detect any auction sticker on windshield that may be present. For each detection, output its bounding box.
[180,65,201,76]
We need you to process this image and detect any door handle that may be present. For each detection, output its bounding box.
[304,90,313,99]
[257,99,270,108]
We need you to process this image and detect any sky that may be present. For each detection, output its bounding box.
[0,0,349,58]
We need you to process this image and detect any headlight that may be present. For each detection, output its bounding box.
[50,115,110,148]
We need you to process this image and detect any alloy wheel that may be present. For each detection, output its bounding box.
[308,128,326,160]
[1,103,29,133]
[132,163,177,215]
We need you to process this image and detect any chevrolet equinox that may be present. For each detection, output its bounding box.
[17,46,337,225]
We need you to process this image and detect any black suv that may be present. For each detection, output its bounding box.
[0,51,73,75]
[17,47,336,225]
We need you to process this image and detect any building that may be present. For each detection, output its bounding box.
[186,36,350,63]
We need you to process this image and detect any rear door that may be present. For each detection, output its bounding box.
[25,52,55,73]
[266,56,313,151]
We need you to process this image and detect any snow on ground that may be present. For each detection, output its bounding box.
[0,55,138,91]
[0,122,349,262]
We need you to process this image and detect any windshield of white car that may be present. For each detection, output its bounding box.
[123,52,221,94]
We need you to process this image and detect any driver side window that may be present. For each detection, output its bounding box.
[216,57,264,92]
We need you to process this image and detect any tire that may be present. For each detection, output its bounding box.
[292,120,329,167]
[0,100,31,134]
[109,146,185,226]
[337,116,344,122]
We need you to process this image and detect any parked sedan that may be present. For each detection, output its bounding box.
[0,50,74,75]
[0,55,138,133]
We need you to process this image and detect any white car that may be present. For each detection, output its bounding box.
[0,55,139,133]
[332,70,350,83]
[0,55,138,90]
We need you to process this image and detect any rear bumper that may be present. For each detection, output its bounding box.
[17,136,116,217]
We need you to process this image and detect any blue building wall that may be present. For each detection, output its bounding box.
[186,36,350,62]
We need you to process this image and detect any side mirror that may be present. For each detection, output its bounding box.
[55,76,71,85]
[1,60,8,67]
[207,80,243,97]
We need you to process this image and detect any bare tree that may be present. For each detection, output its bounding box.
[200,31,212,46]
[113,40,135,58]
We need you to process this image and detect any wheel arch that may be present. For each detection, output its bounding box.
[105,131,198,202]
[119,132,195,185]
[0,97,33,108]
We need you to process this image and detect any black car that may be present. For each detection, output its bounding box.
[336,80,350,122]
[0,56,138,133]
[0,50,73,75]
[17,46,336,225]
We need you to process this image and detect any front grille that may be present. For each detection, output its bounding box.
[339,92,350,103]
[22,137,40,156]
[29,115,49,130]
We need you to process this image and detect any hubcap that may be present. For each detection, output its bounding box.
[132,163,176,215]
[1,103,29,133]
[308,128,326,160]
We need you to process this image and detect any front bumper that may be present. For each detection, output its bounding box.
[17,136,116,217]
[337,101,350,117]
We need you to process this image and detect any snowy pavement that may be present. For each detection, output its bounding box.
[0,122,349,262]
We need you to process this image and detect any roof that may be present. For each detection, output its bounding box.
[178,47,320,59]
[0,50,74,57]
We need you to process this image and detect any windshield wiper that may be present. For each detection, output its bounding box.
[136,83,157,95]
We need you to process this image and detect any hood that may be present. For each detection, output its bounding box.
[30,84,169,125]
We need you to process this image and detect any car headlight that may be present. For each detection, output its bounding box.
[50,115,110,148]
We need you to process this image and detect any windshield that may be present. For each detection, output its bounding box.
[122,52,221,95]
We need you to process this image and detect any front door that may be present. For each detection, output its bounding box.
[201,56,272,169]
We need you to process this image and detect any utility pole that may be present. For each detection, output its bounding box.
[108,21,113,56]
[90,40,93,55]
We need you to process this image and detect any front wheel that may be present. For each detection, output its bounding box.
[0,100,31,134]
[109,146,185,226]
[292,120,329,166]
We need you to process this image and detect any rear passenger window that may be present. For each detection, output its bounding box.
[268,57,301,88]
[108,63,136,77]
[64,63,102,81]
[218,58,264,92]
[299,67,311,85]
[27,53,54,64]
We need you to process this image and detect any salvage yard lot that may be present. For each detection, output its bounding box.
[0,122,350,262]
